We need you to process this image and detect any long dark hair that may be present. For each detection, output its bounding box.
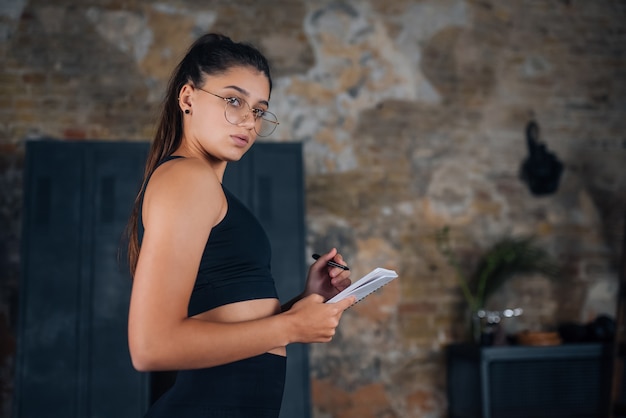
[126,33,272,276]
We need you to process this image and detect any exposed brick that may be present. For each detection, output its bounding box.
[21,72,46,84]
[1,1,626,417]
[62,128,87,140]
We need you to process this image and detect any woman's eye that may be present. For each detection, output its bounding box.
[252,109,266,119]
[226,97,242,108]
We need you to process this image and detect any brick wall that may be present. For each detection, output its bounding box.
[1,1,625,417]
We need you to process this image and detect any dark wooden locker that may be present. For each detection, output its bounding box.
[15,140,150,417]
[16,141,85,417]
[223,142,310,418]
[16,140,309,417]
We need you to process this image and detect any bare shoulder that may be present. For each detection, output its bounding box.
[143,158,225,229]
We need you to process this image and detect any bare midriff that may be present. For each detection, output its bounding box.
[191,298,286,357]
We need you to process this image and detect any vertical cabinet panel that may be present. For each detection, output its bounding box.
[89,143,149,417]
[251,144,306,300]
[17,143,84,417]
[15,141,149,418]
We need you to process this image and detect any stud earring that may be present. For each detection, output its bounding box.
[185,109,190,114]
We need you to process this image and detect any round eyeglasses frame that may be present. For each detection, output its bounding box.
[198,88,279,137]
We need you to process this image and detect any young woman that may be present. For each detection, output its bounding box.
[126,33,355,417]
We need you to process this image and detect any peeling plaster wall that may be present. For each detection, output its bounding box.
[1,1,625,417]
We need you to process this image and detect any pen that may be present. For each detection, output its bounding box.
[312,253,350,271]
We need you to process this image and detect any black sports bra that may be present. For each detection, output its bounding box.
[139,156,278,316]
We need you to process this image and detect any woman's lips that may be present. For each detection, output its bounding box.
[231,134,249,146]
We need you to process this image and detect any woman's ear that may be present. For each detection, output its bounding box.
[178,84,194,114]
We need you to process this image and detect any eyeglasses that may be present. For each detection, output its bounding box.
[198,88,279,137]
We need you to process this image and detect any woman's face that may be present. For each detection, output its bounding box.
[180,66,272,162]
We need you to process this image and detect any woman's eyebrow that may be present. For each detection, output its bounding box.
[224,85,269,107]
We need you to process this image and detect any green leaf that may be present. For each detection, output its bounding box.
[435,227,560,311]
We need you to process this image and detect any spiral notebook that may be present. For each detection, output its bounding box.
[326,267,398,304]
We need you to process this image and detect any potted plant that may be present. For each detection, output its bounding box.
[436,226,560,343]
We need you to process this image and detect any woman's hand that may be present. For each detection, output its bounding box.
[283,293,355,343]
[304,248,352,300]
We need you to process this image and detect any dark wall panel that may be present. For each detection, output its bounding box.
[16,141,308,418]
[15,141,150,418]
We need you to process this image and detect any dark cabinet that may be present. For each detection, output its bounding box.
[15,140,150,417]
[15,140,309,418]
[446,343,614,418]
